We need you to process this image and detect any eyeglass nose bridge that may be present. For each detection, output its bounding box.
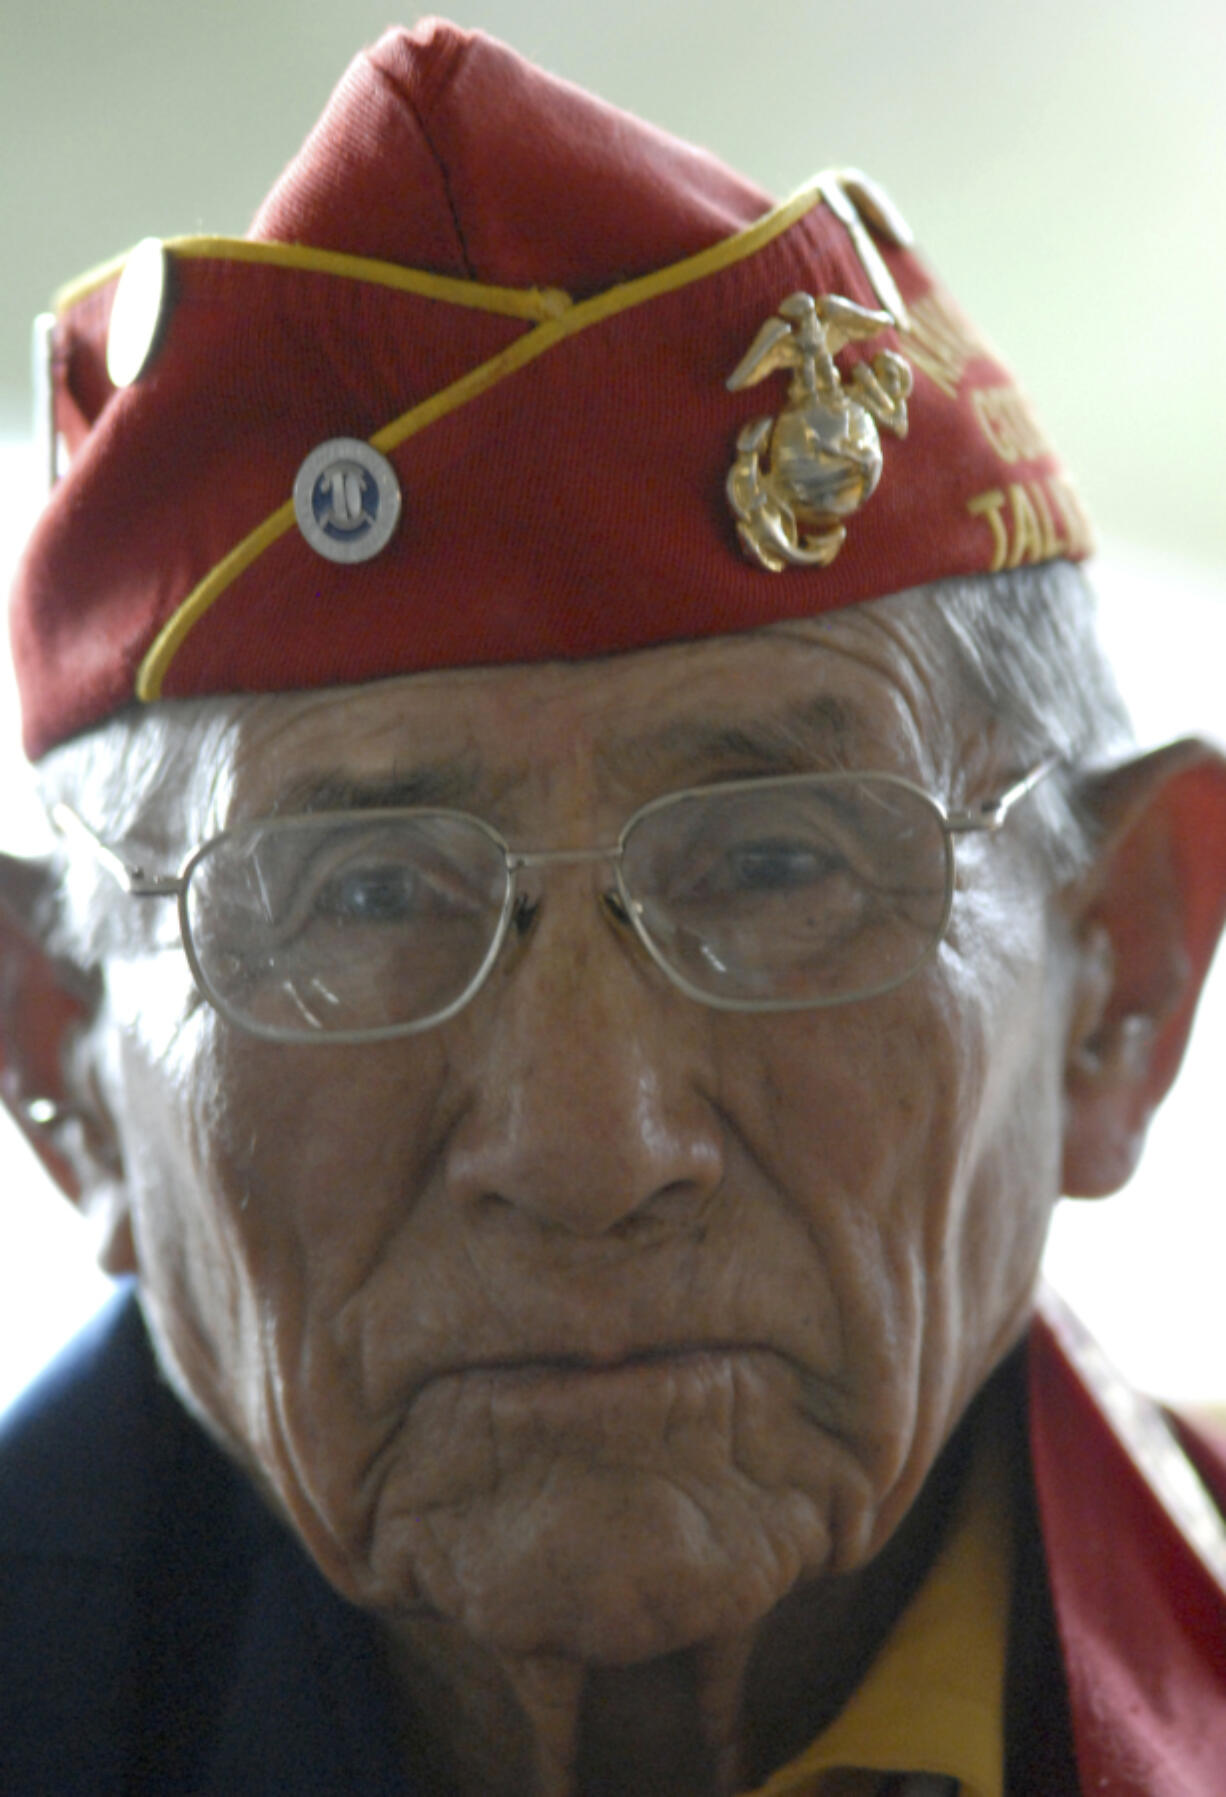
[503,842,638,939]
[507,843,623,872]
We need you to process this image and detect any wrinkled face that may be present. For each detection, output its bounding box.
[96,607,1071,1664]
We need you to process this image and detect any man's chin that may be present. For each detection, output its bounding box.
[361,1465,837,1663]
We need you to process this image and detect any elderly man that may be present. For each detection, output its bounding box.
[1,20,1224,1796]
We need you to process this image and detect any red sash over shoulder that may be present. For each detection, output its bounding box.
[1030,1288,1226,1794]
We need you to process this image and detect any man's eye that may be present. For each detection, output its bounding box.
[674,835,851,905]
[313,862,426,923]
[724,840,842,893]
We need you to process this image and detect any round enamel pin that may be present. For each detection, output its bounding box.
[293,438,403,564]
[106,238,171,388]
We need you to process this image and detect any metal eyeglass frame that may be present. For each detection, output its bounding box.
[49,757,1058,1044]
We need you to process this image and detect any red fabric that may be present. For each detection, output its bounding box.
[254,22,772,291]
[11,19,1086,759]
[1029,1304,1226,1793]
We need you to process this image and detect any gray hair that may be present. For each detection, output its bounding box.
[33,558,1131,958]
[893,559,1133,880]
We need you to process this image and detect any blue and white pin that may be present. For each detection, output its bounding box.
[294,437,402,564]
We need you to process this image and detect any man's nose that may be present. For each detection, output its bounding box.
[441,885,725,1237]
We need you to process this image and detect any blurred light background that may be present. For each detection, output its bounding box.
[1,0,1222,1408]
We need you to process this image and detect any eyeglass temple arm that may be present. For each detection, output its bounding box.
[943,755,1062,836]
[49,802,181,898]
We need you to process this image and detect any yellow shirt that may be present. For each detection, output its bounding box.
[742,1428,1011,1797]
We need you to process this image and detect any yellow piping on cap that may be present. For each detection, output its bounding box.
[135,183,823,701]
[54,250,130,311]
[54,237,574,323]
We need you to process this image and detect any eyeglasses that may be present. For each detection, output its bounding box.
[51,761,1055,1045]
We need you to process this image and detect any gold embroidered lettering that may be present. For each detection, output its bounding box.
[900,291,988,399]
[1029,479,1065,558]
[1007,483,1043,567]
[967,488,1009,572]
[971,385,1052,464]
[969,477,1092,573]
[1046,474,1095,559]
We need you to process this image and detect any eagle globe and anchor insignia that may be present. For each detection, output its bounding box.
[726,291,912,572]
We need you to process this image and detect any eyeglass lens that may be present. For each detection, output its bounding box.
[184,812,510,1038]
[622,776,949,1005]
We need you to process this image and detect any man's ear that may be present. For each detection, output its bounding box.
[0,849,135,1274]
[1061,738,1226,1197]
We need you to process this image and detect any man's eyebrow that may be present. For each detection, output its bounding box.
[264,697,873,814]
[600,695,868,783]
[270,758,486,814]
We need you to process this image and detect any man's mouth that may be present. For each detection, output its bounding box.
[411,1341,795,1408]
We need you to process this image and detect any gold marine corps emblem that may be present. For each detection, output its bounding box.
[726,290,913,572]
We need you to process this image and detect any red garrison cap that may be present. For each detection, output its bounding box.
[11,17,1091,759]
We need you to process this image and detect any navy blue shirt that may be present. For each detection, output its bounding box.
[0,1289,415,1795]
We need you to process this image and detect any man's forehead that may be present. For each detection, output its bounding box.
[220,616,944,821]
